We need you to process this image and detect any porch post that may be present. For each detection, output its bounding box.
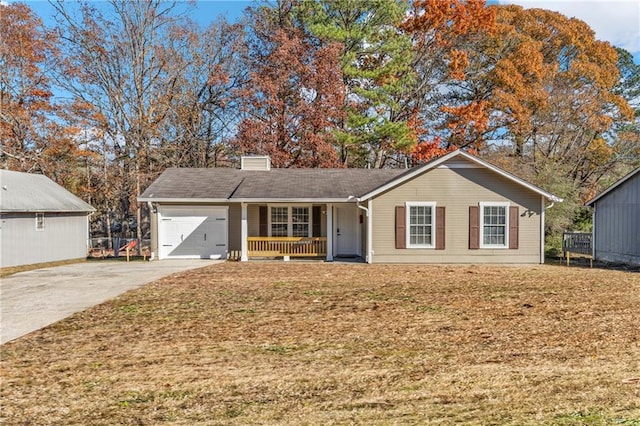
[326,203,333,261]
[241,202,248,261]
[366,199,373,264]
[540,196,545,264]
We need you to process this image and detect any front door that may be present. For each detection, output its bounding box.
[335,205,359,257]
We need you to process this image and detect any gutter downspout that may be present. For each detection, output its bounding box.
[348,196,371,263]
[354,198,369,217]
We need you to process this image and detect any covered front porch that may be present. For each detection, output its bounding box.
[236,202,370,262]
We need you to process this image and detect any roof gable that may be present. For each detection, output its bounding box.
[0,170,95,213]
[359,150,563,202]
[585,167,640,206]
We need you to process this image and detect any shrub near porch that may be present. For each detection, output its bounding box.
[1,263,638,424]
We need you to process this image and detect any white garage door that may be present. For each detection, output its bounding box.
[158,206,228,260]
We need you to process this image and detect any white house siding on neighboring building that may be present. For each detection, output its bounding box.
[0,212,90,268]
[0,170,95,268]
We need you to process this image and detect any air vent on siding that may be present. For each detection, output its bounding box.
[241,156,271,171]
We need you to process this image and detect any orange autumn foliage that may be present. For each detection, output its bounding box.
[440,100,489,148]
[411,138,454,163]
[411,137,477,163]
[403,0,496,150]
[404,0,495,81]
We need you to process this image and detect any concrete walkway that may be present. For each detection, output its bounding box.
[0,260,218,344]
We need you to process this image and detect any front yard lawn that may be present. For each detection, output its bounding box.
[1,263,639,425]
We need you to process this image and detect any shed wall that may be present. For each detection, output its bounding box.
[0,212,89,268]
[593,173,640,266]
[371,163,543,263]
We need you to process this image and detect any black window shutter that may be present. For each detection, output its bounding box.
[469,206,480,250]
[396,206,406,249]
[312,206,322,237]
[259,206,268,237]
[435,206,445,250]
[509,206,519,249]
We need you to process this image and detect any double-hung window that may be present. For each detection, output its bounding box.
[270,207,289,237]
[406,202,435,248]
[35,213,45,231]
[480,202,508,248]
[270,206,310,237]
[291,207,309,237]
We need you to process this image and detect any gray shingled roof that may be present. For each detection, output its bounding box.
[139,167,407,201]
[0,170,95,213]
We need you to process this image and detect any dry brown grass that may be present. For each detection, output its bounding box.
[0,258,86,278]
[1,262,639,425]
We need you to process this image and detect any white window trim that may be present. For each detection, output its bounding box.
[479,202,509,249]
[406,202,436,249]
[35,212,45,231]
[269,205,289,237]
[268,205,312,238]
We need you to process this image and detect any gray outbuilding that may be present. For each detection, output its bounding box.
[0,170,95,268]
[585,168,640,266]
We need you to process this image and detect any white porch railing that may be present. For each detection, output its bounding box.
[247,237,327,257]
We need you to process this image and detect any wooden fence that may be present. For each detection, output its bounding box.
[88,238,151,259]
[562,232,592,266]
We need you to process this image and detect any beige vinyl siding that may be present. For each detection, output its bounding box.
[319,205,327,237]
[371,162,543,263]
[592,172,640,266]
[246,204,261,237]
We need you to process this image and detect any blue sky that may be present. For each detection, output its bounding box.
[189,0,249,23]
[8,0,640,62]
[9,0,250,26]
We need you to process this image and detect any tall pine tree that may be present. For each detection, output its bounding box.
[303,0,416,168]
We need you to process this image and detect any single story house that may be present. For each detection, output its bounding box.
[0,170,95,268]
[585,167,639,266]
[139,150,562,264]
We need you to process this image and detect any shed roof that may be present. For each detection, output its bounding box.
[0,170,95,213]
[585,167,640,206]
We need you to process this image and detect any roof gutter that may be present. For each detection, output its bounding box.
[0,208,96,213]
[137,197,231,203]
[138,197,356,204]
[347,196,368,216]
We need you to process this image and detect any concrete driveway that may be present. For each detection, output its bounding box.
[0,259,218,344]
